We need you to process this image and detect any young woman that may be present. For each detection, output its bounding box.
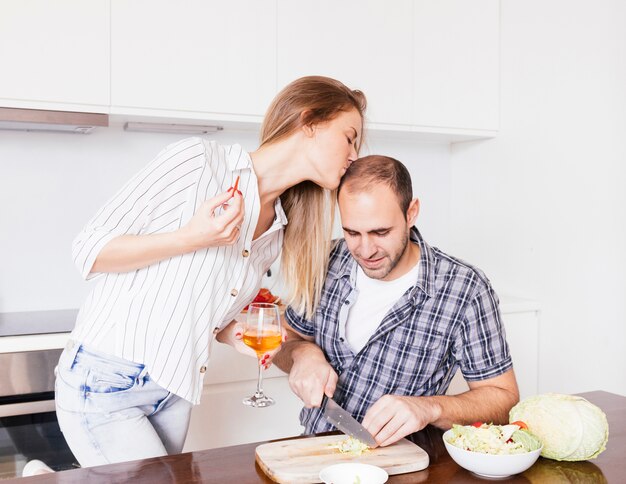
[55,76,366,466]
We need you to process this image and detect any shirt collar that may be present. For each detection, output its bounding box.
[273,195,288,226]
[227,144,288,227]
[226,144,253,171]
[410,227,436,299]
[328,227,436,299]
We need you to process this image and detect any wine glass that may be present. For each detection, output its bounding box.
[242,302,282,407]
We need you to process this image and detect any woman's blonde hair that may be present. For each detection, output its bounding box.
[260,76,366,319]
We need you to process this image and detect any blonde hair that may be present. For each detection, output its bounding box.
[260,76,366,319]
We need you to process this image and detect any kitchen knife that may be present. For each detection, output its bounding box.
[322,396,378,448]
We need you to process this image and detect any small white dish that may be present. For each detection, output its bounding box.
[442,429,542,479]
[319,463,388,484]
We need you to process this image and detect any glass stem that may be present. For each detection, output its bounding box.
[256,358,264,396]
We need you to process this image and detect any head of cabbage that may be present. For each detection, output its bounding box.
[509,393,608,461]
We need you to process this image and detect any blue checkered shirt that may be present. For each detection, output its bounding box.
[285,228,513,434]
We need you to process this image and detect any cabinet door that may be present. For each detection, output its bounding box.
[183,340,303,451]
[0,0,110,109]
[111,0,276,117]
[413,0,499,131]
[276,0,413,126]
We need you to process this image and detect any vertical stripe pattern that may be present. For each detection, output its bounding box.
[71,138,287,404]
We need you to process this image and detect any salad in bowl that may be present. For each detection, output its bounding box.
[443,421,543,478]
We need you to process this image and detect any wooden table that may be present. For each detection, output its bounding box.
[14,391,625,483]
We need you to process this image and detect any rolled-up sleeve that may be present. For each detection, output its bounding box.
[285,306,316,337]
[459,285,513,381]
[71,138,206,280]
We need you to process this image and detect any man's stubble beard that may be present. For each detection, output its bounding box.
[358,231,409,280]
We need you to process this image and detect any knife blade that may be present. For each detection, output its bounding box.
[322,396,378,448]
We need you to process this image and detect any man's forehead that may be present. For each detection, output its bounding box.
[338,183,404,213]
[339,181,392,198]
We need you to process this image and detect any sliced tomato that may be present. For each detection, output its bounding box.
[471,421,484,428]
[510,420,528,430]
[243,288,280,311]
[255,288,279,303]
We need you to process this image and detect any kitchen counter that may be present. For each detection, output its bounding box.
[11,391,624,483]
[0,309,77,353]
[0,295,539,354]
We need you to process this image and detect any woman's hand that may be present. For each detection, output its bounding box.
[179,190,245,251]
[216,319,287,369]
[92,190,244,274]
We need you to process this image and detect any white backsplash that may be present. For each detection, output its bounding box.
[0,125,451,312]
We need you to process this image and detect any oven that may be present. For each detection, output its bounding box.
[0,310,79,479]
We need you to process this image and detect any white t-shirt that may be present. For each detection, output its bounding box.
[345,262,420,353]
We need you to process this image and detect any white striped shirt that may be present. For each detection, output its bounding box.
[71,138,287,404]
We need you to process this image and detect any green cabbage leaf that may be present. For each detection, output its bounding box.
[509,393,608,461]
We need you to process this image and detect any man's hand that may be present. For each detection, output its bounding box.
[362,395,442,447]
[288,344,338,408]
[362,370,519,447]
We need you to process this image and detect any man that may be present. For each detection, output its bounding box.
[274,155,519,447]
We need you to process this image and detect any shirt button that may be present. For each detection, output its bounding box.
[344,300,350,305]
[230,289,238,297]
[339,337,345,343]
[242,249,250,257]
[199,366,207,374]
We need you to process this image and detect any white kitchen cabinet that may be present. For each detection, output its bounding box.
[276,0,414,126]
[110,0,276,119]
[413,0,500,131]
[446,296,540,399]
[0,0,110,111]
[0,1,500,140]
[183,341,303,452]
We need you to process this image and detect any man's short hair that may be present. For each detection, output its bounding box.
[338,155,413,213]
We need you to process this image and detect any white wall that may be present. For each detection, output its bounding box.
[0,124,451,313]
[0,126,253,312]
[448,0,626,396]
[364,135,451,247]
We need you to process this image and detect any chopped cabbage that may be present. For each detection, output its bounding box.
[329,436,370,456]
[446,423,542,455]
[509,393,609,461]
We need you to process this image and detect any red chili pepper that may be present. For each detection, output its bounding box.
[233,175,240,195]
[227,176,240,195]
[471,421,484,428]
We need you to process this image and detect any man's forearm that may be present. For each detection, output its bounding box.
[422,385,519,429]
[273,335,339,407]
[273,340,322,373]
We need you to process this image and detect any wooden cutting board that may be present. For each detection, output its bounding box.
[256,435,429,483]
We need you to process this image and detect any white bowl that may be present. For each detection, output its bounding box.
[319,463,388,484]
[442,429,542,479]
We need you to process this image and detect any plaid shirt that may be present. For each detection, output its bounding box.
[285,228,512,434]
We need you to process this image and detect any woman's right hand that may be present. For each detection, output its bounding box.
[179,190,245,250]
